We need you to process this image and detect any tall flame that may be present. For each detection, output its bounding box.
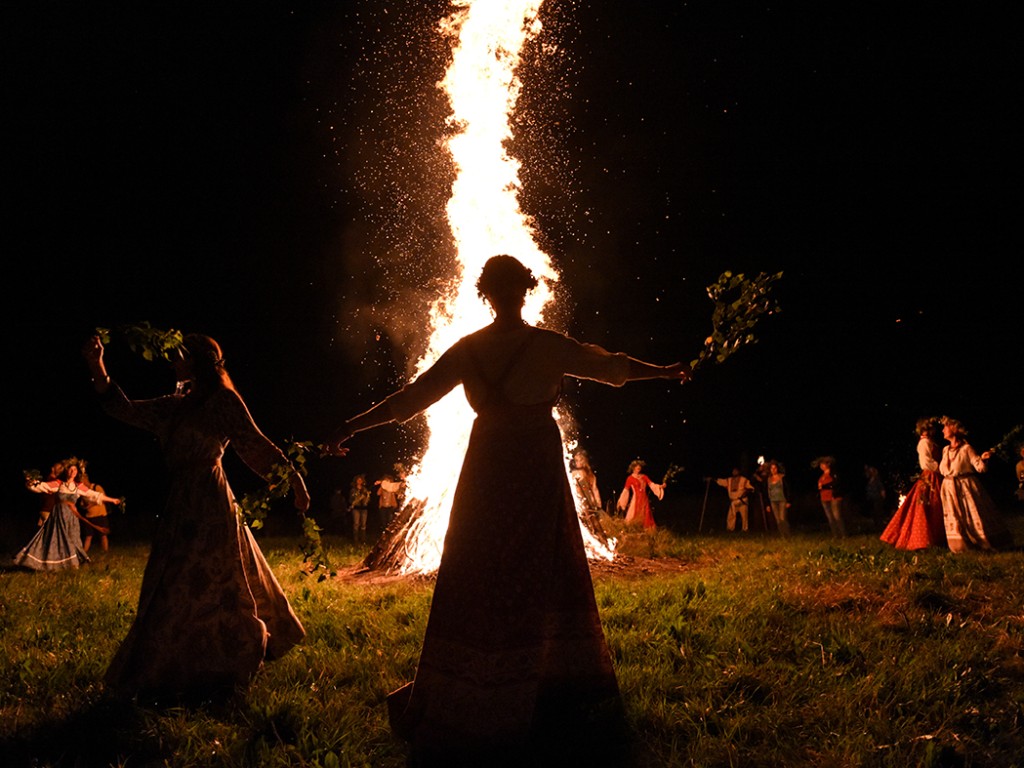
[391,0,614,575]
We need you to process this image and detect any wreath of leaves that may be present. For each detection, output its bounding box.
[96,322,185,362]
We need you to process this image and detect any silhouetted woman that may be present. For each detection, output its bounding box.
[83,332,310,705]
[325,255,689,765]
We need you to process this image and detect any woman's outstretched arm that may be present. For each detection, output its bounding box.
[626,358,691,382]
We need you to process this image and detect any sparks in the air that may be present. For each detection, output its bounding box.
[388,0,615,575]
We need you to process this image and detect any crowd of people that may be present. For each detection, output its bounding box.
[9,254,1020,766]
[681,422,1020,552]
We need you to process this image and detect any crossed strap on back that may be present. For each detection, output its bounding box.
[466,327,555,410]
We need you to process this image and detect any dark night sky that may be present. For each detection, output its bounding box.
[4,1,1020,539]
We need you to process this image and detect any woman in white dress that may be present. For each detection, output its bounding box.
[939,416,1013,553]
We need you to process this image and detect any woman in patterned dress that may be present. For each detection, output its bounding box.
[325,255,689,766]
[82,332,310,705]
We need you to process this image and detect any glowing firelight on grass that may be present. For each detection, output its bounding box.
[383,0,615,575]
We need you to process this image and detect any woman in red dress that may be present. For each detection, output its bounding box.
[616,459,664,529]
[880,417,947,550]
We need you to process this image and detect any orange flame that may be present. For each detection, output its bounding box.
[393,0,615,575]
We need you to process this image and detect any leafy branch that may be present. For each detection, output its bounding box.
[661,464,685,486]
[690,270,782,371]
[236,440,335,581]
[989,424,1023,462]
[96,322,184,362]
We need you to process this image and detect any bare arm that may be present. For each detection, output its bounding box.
[82,335,112,394]
[325,346,462,455]
[325,398,395,455]
[78,486,124,506]
[626,359,690,382]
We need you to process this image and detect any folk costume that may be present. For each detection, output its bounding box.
[715,473,754,532]
[939,440,1012,553]
[618,472,663,529]
[378,324,629,764]
[16,480,99,570]
[98,382,305,702]
[880,435,946,550]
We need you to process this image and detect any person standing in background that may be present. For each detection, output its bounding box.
[571,449,610,547]
[815,456,847,537]
[78,465,112,554]
[619,459,665,530]
[863,464,888,531]
[709,467,754,533]
[939,416,1013,553]
[375,463,407,531]
[764,460,792,537]
[349,474,371,545]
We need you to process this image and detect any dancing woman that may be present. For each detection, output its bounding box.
[617,459,665,529]
[16,458,122,571]
[83,332,310,704]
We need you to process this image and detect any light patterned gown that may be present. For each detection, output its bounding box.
[939,441,1012,553]
[15,481,99,570]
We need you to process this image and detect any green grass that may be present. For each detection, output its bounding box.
[2,519,1023,767]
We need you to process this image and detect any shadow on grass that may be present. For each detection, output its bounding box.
[2,697,168,767]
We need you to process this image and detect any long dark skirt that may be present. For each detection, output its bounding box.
[388,405,627,765]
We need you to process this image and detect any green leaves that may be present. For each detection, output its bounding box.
[690,270,782,371]
[95,322,184,362]
[662,463,685,486]
[236,440,335,580]
[988,424,1022,462]
[97,322,336,580]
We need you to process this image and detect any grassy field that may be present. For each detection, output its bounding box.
[2,517,1023,767]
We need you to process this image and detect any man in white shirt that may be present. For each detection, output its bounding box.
[712,468,755,532]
